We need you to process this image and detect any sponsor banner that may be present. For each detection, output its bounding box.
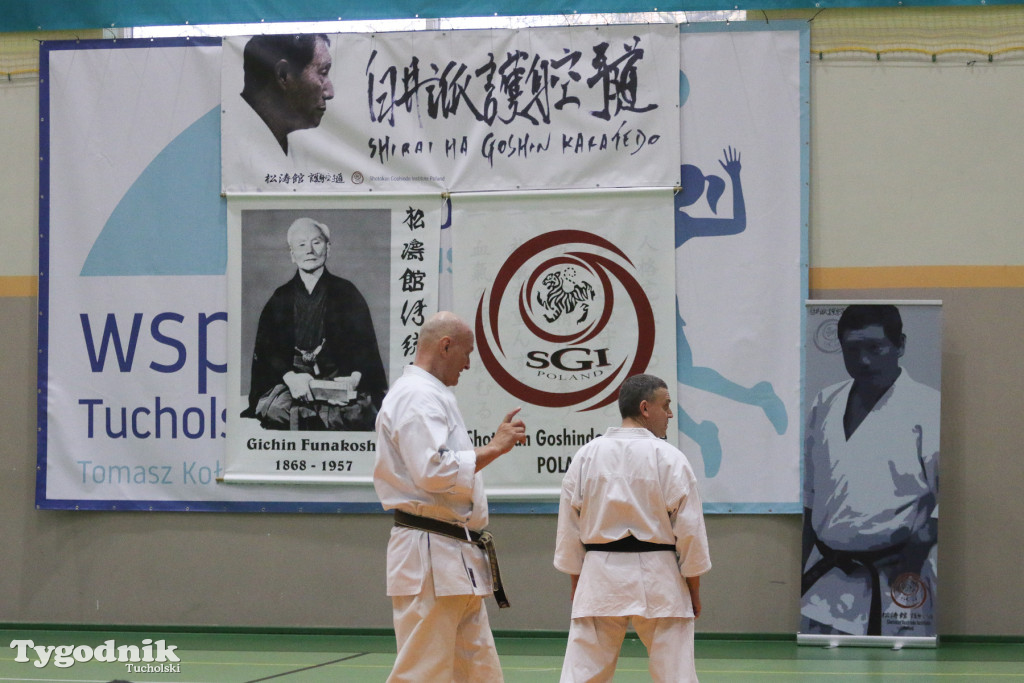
[40,25,806,512]
[450,190,677,498]
[38,38,389,510]
[221,25,680,194]
[799,301,941,645]
[38,38,236,509]
[222,197,441,483]
[673,24,807,510]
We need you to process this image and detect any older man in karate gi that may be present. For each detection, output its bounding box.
[374,311,528,682]
[555,373,711,683]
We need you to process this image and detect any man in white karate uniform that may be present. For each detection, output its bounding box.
[801,304,939,636]
[374,311,528,682]
[555,373,711,683]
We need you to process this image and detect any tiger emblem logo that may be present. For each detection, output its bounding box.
[536,267,596,324]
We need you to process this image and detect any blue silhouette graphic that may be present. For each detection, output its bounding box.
[675,145,788,478]
[676,147,746,247]
[81,106,226,276]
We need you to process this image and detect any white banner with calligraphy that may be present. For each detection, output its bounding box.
[222,196,442,484]
[221,25,680,194]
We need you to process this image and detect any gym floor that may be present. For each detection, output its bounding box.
[1,628,1021,681]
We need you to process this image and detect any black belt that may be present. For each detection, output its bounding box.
[585,536,676,553]
[801,538,906,636]
[393,510,509,608]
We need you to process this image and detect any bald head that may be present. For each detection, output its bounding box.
[418,311,468,349]
[415,312,474,386]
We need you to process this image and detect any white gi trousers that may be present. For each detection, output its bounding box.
[389,578,503,683]
[560,615,697,683]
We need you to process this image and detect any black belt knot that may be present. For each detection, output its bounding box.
[393,509,509,608]
[801,538,907,636]
[584,536,676,553]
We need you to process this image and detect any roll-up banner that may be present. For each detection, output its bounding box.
[799,301,941,648]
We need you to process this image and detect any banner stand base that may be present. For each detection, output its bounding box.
[797,634,937,649]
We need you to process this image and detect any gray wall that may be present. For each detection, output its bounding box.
[2,25,1023,636]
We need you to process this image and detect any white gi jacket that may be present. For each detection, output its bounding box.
[802,370,940,634]
[222,91,326,191]
[374,365,492,598]
[554,427,712,619]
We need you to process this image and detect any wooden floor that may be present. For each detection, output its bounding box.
[1,629,1021,681]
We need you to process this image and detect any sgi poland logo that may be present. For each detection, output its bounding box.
[475,229,654,411]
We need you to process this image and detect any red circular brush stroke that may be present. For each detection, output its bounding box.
[474,233,656,412]
[520,256,594,344]
[519,255,612,344]
[476,297,626,408]
[488,230,633,354]
[576,253,655,411]
[569,252,615,346]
